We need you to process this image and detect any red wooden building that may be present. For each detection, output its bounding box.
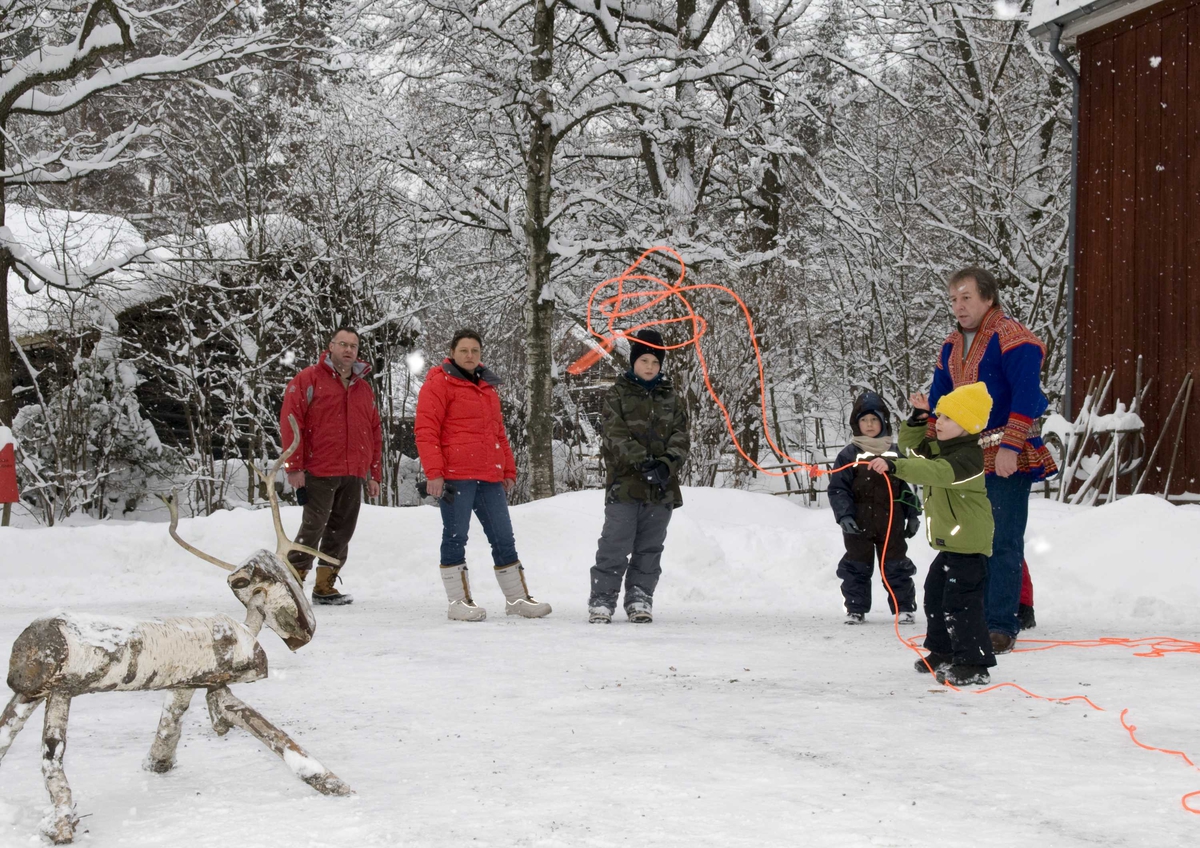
[1032,0,1200,495]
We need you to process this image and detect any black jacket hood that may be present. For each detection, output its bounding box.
[850,391,892,437]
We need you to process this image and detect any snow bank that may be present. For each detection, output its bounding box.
[3,488,1198,625]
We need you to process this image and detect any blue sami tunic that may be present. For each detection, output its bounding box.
[928,307,1058,482]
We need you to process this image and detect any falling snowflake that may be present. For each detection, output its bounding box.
[993,0,1020,19]
[281,350,296,367]
[1150,56,1162,68]
[406,350,426,374]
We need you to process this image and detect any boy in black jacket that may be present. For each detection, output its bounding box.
[827,392,921,624]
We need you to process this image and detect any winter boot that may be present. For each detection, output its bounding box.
[494,563,552,618]
[312,566,353,605]
[441,564,487,621]
[1018,603,1037,630]
[588,606,613,624]
[937,665,991,686]
[914,652,953,674]
[844,612,866,625]
[899,612,916,626]
[625,600,653,623]
[989,632,1016,654]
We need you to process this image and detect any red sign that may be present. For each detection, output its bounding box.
[0,444,18,503]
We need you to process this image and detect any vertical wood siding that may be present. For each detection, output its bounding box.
[1076,0,1200,494]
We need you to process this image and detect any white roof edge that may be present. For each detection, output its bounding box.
[1028,0,1164,41]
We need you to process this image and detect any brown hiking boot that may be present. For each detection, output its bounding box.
[989,631,1015,654]
[313,565,353,605]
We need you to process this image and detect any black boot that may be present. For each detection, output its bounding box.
[937,665,991,686]
[1018,603,1037,630]
[913,653,953,674]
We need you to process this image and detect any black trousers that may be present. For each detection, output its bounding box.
[286,474,363,573]
[922,552,996,668]
[837,531,917,614]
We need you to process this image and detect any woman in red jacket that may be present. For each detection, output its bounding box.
[415,329,551,622]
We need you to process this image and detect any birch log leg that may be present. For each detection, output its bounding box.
[40,692,77,845]
[0,692,41,764]
[145,688,196,773]
[204,686,352,796]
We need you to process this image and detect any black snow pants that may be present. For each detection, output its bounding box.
[922,552,996,668]
[837,528,917,614]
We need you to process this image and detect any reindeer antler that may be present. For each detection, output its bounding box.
[255,415,342,570]
[159,493,236,572]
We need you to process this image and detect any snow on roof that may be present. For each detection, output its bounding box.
[198,213,323,261]
[0,425,13,451]
[1028,0,1163,40]
[5,204,157,336]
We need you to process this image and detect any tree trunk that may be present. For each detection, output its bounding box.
[0,254,13,429]
[0,120,14,429]
[523,0,556,500]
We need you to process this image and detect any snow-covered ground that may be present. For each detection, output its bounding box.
[2,489,1199,847]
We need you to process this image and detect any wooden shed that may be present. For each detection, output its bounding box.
[1032,0,1200,496]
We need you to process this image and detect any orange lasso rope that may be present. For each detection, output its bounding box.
[571,245,1200,814]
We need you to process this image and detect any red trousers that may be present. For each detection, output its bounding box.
[1020,559,1034,606]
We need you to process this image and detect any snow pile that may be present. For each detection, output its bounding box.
[4,488,1198,624]
[0,426,12,451]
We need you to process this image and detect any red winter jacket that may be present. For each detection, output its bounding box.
[415,360,516,483]
[280,352,383,481]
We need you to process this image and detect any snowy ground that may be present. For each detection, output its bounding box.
[2,489,1199,847]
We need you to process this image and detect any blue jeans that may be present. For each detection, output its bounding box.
[985,472,1032,637]
[438,480,519,567]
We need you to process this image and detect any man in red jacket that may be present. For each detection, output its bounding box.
[280,327,383,605]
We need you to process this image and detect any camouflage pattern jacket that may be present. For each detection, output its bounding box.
[601,372,690,507]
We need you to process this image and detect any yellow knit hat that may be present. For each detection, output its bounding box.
[934,382,993,435]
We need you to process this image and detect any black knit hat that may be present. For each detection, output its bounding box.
[627,329,665,367]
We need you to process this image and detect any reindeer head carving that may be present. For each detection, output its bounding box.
[161,416,339,651]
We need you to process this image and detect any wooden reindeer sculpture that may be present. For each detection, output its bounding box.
[0,417,351,844]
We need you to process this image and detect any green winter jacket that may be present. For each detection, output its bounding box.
[895,420,993,556]
[601,372,690,507]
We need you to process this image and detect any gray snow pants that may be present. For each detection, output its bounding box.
[589,502,673,610]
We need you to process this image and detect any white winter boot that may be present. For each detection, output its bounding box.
[494,563,552,618]
[440,564,487,621]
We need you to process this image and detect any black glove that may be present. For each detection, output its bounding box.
[296,487,308,506]
[640,459,672,490]
[839,516,863,536]
[908,409,930,427]
[416,480,458,503]
[904,513,921,539]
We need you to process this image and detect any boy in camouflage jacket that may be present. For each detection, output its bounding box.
[588,329,690,624]
[869,381,996,686]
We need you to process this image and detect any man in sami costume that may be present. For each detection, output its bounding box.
[927,267,1057,655]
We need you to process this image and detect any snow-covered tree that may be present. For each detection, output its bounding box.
[0,0,289,428]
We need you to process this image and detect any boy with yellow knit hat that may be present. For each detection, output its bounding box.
[869,381,996,685]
